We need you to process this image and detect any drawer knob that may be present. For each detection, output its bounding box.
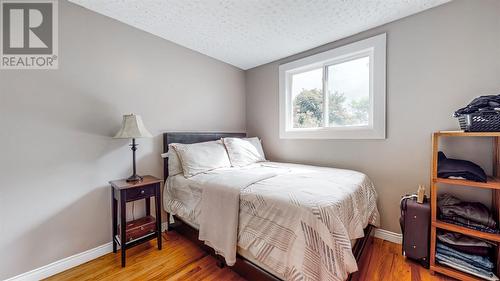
[140,190,145,194]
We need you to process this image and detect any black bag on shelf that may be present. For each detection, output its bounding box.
[400,195,430,268]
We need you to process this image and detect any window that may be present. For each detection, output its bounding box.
[279,33,386,139]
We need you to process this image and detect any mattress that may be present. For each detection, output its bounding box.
[164,162,378,280]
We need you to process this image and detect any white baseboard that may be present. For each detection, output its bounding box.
[374,228,402,244]
[4,242,113,281]
[6,225,170,281]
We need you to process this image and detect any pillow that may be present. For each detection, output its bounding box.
[160,145,183,176]
[222,137,266,167]
[171,140,231,177]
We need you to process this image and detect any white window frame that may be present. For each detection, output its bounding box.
[279,33,386,139]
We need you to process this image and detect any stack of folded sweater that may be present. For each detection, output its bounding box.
[438,194,498,233]
[436,232,498,281]
[437,151,487,182]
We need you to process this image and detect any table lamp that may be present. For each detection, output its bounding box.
[114,114,152,182]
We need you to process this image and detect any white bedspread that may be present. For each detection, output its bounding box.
[198,169,278,265]
[164,162,379,281]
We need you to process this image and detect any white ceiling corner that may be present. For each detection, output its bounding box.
[68,0,451,70]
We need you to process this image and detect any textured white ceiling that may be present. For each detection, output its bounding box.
[69,0,450,70]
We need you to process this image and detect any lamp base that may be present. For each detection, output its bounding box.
[126,174,143,182]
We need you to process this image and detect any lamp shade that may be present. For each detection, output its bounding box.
[113,114,152,139]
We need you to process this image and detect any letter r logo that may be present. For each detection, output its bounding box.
[0,0,58,69]
[2,2,53,54]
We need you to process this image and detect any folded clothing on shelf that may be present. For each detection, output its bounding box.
[437,243,493,271]
[437,258,499,281]
[436,242,498,281]
[437,231,493,256]
[440,217,498,234]
[437,151,487,182]
[438,194,497,233]
[441,201,496,228]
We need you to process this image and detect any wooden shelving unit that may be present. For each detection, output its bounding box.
[430,131,500,281]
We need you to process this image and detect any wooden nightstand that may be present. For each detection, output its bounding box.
[110,175,163,267]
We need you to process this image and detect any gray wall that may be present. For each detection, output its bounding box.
[2,0,500,279]
[0,1,245,279]
[246,0,500,233]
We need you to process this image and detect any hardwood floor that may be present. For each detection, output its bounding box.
[45,231,454,281]
[356,237,454,281]
[45,231,243,281]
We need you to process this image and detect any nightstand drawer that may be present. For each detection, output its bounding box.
[125,185,155,201]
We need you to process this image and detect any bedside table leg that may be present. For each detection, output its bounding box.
[112,190,117,253]
[166,212,171,232]
[120,194,127,267]
[145,197,151,216]
[155,183,162,250]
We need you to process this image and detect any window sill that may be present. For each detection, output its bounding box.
[279,127,385,139]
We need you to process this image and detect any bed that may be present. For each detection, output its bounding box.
[162,132,379,281]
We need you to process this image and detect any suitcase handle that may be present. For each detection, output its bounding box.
[400,195,418,236]
[400,195,417,212]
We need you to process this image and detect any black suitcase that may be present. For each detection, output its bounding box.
[400,195,431,268]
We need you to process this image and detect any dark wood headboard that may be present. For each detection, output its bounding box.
[163,132,246,179]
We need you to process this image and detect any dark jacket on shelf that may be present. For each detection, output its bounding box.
[438,194,497,232]
[437,151,487,182]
